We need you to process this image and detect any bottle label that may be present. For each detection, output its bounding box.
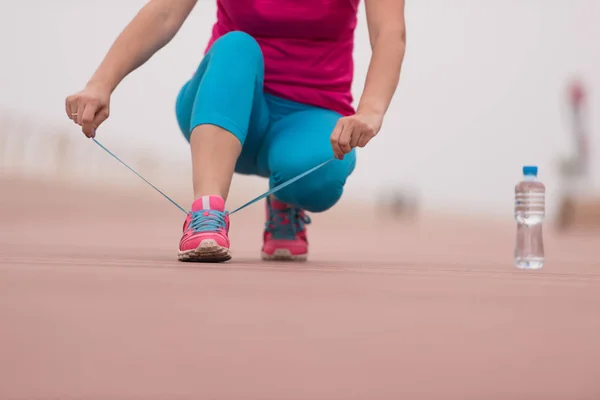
[515,193,545,212]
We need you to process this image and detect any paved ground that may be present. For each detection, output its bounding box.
[1,176,600,399]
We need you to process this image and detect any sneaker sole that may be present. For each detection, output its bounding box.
[261,249,307,262]
[178,239,231,263]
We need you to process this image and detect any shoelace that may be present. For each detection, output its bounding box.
[266,205,311,240]
[92,138,334,216]
[187,210,228,233]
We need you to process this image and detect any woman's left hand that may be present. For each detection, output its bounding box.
[330,112,382,160]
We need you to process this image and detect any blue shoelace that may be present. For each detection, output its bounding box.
[265,203,311,240]
[92,138,334,216]
[187,210,228,233]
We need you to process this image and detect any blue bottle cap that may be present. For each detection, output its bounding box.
[523,165,538,176]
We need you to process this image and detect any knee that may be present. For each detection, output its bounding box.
[294,178,344,212]
[271,155,354,213]
[210,31,262,64]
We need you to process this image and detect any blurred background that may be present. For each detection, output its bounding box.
[0,0,599,227]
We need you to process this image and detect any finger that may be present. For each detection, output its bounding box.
[93,107,109,128]
[66,96,78,122]
[350,128,362,148]
[81,103,98,138]
[65,97,73,120]
[329,120,345,159]
[90,107,110,137]
[76,98,85,125]
[357,132,373,148]
[338,122,354,155]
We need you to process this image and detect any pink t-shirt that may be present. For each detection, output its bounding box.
[206,0,360,116]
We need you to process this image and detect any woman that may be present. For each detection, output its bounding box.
[65,0,406,262]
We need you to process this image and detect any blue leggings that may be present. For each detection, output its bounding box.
[175,31,356,212]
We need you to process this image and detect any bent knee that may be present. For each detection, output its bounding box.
[277,177,344,213]
[294,181,344,212]
[210,31,262,62]
[272,161,350,213]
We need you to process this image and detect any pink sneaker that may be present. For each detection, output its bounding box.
[262,196,310,261]
[178,196,231,262]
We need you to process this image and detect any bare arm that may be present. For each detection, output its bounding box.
[67,0,197,137]
[88,0,198,93]
[357,0,406,121]
[329,0,405,158]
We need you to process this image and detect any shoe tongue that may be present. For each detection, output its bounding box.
[191,196,225,212]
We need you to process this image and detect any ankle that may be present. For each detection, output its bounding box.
[191,195,226,212]
[194,193,226,202]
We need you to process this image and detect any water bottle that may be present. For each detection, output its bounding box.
[514,165,545,269]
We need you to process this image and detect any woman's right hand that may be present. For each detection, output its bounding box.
[65,83,111,138]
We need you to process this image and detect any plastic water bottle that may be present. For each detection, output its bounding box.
[514,165,545,269]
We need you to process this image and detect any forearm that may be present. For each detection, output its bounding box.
[87,1,194,92]
[356,29,406,121]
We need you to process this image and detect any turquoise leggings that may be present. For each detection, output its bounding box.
[175,31,356,212]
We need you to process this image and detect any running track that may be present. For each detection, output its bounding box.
[1,177,599,399]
